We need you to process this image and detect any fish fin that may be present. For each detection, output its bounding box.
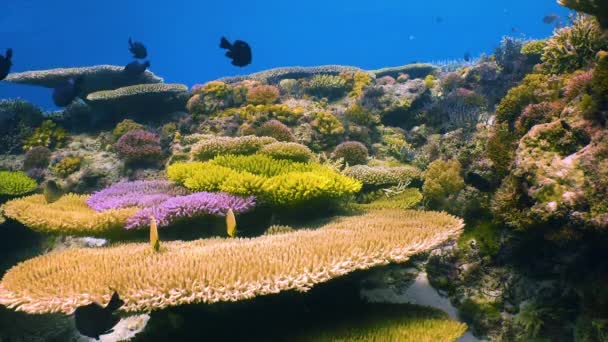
[220,37,232,49]
[128,37,133,47]
[6,48,12,60]
[225,51,233,58]
[144,60,151,69]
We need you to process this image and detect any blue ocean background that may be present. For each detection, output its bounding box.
[0,0,571,109]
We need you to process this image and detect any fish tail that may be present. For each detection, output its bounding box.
[107,292,123,311]
[220,37,231,50]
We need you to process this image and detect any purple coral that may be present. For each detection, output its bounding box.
[115,129,162,162]
[87,180,188,212]
[125,192,256,229]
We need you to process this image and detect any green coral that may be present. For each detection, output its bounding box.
[51,157,82,178]
[521,40,547,56]
[0,171,37,196]
[311,111,345,135]
[359,188,423,210]
[259,142,314,162]
[344,104,379,127]
[23,120,68,151]
[344,165,421,188]
[191,135,277,161]
[112,119,144,140]
[542,15,607,74]
[168,154,361,207]
[495,73,560,125]
[422,159,465,206]
[216,104,304,125]
[197,81,233,99]
[305,74,349,100]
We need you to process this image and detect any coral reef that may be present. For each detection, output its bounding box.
[51,156,82,178]
[191,135,276,160]
[559,0,608,29]
[0,171,37,196]
[86,83,189,116]
[5,65,162,97]
[115,130,162,163]
[0,209,463,314]
[0,99,44,154]
[218,65,362,84]
[125,192,255,229]
[3,194,138,237]
[255,119,296,142]
[22,120,68,151]
[112,119,145,140]
[86,180,188,212]
[344,165,421,188]
[22,146,51,170]
[258,142,314,162]
[246,85,280,105]
[331,141,369,165]
[371,63,439,79]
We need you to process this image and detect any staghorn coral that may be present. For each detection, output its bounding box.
[344,165,421,188]
[0,171,37,196]
[331,141,369,166]
[4,65,162,96]
[2,194,138,237]
[125,192,256,229]
[191,135,277,161]
[0,209,464,314]
[86,180,188,212]
[255,119,296,142]
[541,15,607,74]
[115,130,162,163]
[259,142,314,162]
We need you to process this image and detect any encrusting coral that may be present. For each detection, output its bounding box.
[0,209,463,314]
[3,194,138,237]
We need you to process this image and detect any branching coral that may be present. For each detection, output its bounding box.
[3,194,138,236]
[0,171,37,196]
[331,141,369,166]
[86,180,188,212]
[255,119,296,142]
[344,165,421,188]
[51,157,82,178]
[247,85,280,105]
[191,135,277,161]
[311,111,345,135]
[258,142,314,162]
[168,154,361,206]
[422,159,465,205]
[112,119,145,140]
[22,120,68,151]
[0,209,463,314]
[115,130,162,163]
[125,192,255,229]
[541,15,607,74]
[304,75,349,100]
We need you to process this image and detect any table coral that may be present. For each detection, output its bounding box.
[0,209,464,314]
[86,180,188,212]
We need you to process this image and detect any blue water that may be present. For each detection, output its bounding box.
[0,0,570,109]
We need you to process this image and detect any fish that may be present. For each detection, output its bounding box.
[220,37,252,67]
[543,14,560,24]
[128,37,147,59]
[43,180,63,203]
[150,215,160,252]
[52,78,81,107]
[226,208,237,237]
[435,16,444,24]
[123,60,150,77]
[0,48,13,81]
[464,51,472,62]
[74,291,124,340]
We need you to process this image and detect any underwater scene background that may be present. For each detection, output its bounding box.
[0,0,607,341]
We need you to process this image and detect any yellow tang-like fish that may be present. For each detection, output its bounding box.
[150,215,160,252]
[226,209,237,238]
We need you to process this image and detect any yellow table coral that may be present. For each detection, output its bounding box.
[2,194,138,237]
[0,209,463,314]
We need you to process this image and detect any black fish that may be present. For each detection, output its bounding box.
[0,48,13,81]
[464,51,472,62]
[75,291,124,340]
[543,14,560,24]
[220,37,252,67]
[52,78,81,107]
[43,180,63,203]
[123,60,150,77]
[128,38,147,59]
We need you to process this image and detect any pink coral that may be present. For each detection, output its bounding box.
[115,130,162,163]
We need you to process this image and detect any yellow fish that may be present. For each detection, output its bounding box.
[226,209,237,238]
[150,215,160,252]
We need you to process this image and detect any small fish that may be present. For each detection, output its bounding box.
[52,78,81,107]
[43,180,63,203]
[220,37,252,67]
[464,51,472,62]
[74,291,124,340]
[435,16,444,24]
[123,60,150,77]
[226,208,237,237]
[0,48,13,81]
[543,14,560,24]
[150,215,160,252]
[128,38,147,59]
